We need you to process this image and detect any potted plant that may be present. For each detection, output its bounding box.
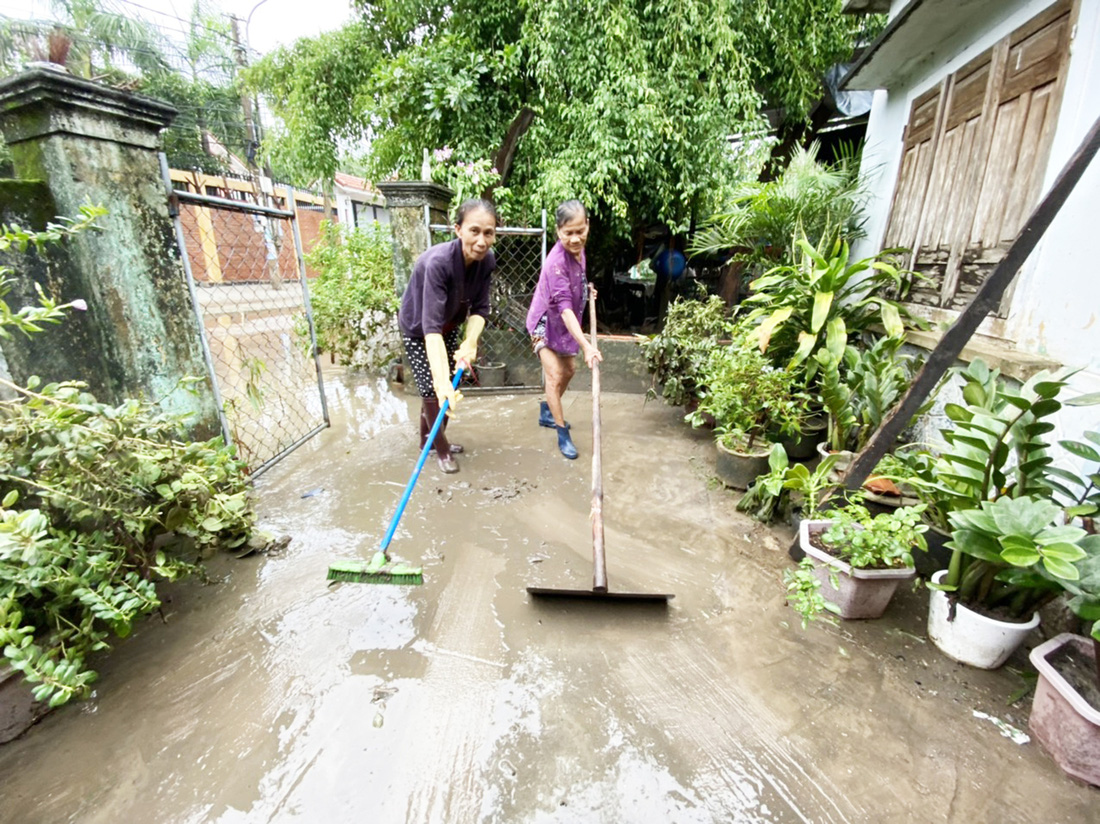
[1025,427,1100,785]
[928,496,1094,668]
[736,444,838,526]
[813,335,926,464]
[791,501,928,621]
[639,295,730,408]
[687,342,806,489]
[917,361,1096,668]
[689,141,868,271]
[1029,563,1100,786]
[474,359,507,387]
[736,235,922,378]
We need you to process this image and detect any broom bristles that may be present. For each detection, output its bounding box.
[327,555,424,586]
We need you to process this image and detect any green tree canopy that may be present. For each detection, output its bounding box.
[247,0,866,239]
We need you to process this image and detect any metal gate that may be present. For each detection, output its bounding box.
[161,157,329,476]
[429,211,547,388]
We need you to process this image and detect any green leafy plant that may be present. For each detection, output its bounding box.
[247,0,865,239]
[787,502,928,628]
[1054,424,1100,528]
[937,496,1099,623]
[640,295,730,407]
[921,361,1072,529]
[737,445,840,524]
[0,204,104,335]
[815,335,925,453]
[784,558,841,629]
[920,360,1100,627]
[818,502,929,571]
[690,142,867,269]
[741,236,922,378]
[736,443,793,523]
[0,212,254,707]
[687,341,807,451]
[302,220,399,370]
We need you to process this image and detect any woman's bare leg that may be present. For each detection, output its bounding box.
[539,348,576,427]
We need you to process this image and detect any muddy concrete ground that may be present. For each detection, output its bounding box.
[0,368,1096,822]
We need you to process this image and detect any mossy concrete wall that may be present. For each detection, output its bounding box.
[0,67,219,437]
[377,181,453,297]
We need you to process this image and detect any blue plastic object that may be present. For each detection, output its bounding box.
[379,368,464,552]
[653,249,686,281]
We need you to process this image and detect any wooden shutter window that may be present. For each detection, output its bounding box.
[881,0,1076,314]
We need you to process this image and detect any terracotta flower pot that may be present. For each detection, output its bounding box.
[798,519,915,619]
[1029,633,1100,787]
[926,570,1039,669]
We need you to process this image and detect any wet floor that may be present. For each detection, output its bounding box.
[0,369,1096,822]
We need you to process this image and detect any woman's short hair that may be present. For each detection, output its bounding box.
[454,199,499,226]
[555,199,587,228]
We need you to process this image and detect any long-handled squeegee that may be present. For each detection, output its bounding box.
[527,293,673,604]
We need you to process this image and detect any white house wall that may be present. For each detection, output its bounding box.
[856,1,1100,367]
[856,0,1100,470]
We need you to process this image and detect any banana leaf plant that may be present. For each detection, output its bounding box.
[739,235,924,379]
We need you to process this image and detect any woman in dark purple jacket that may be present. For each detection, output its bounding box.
[398,199,498,473]
[526,200,602,459]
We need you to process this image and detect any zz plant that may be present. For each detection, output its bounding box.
[924,360,1100,624]
[1,210,254,707]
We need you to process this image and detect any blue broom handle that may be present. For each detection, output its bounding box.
[380,367,464,553]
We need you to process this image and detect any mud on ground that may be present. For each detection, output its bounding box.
[0,369,1095,822]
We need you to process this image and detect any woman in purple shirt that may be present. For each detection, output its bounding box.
[399,199,498,473]
[526,200,602,459]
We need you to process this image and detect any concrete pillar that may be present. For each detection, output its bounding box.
[376,180,454,297]
[0,65,219,437]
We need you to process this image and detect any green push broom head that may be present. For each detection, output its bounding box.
[327,552,424,586]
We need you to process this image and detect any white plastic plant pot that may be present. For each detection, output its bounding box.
[926,570,1039,669]
[798,519,916,620]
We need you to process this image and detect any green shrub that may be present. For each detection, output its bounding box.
[0,210,253,707]
[640,295,731,406]
[303,220,399,369]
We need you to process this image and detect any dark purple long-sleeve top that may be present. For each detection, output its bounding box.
[398,239,496,337]
[526,240,587,356]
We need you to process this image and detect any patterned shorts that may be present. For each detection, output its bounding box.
[530,315,548,356]
[402,328,461,398]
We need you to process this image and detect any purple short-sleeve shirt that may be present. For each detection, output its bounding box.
[526,240,586,356]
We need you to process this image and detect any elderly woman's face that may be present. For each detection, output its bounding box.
[455,208,498,264]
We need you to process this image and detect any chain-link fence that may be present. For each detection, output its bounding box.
[429,219,547,389]
[163,159,328,476]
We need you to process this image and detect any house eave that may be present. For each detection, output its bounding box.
[842,0,891,13]
[840,0,1009,91]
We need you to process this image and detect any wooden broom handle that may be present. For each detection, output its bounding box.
[589,289,607,592]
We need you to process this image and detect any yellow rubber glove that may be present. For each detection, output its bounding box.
[425,333,461,411]
[454,315,485,371]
